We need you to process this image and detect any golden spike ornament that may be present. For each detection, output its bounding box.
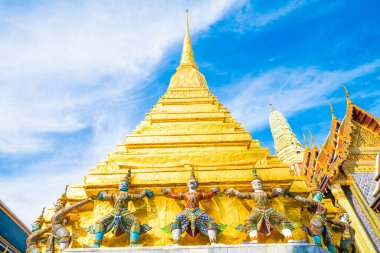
[328,103,335,115]
[123,168,132,184]
[342,85,350,98]
[179,10,197,69]
[189,166,196,180]
[58,185,69,202]
[252,168,261,181]
[309,131,316,148]
[37,207,45,223]
[303,133,309,147]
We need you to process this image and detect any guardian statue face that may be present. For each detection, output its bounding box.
[251,179,263,191]
[187,179,198,190]
[312,190,323,202]
[119,180,129,192]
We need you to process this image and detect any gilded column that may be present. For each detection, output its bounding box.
[330,184,377,253]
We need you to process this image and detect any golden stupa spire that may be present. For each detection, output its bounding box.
[269,106,305,167]
[179,10,198,69]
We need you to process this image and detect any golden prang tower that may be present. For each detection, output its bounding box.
[44,13,315,248]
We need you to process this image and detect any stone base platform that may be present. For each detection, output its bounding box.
[65,243,329,253]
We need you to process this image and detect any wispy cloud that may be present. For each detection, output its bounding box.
[228,0,312,32]
[0,0,245,225]
[223,60,380,131]
[250,0,308,27]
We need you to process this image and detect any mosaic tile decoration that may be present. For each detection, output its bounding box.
[352,172,376,204]
[343,186,380,252]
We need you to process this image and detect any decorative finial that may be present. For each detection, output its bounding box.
[56,185,69,205]
[252,169,261,181]
[36,207,45,223]
[309,131,315,148]
[40,207,45,217]
[189,167,196,180]
[269,103,275,111]
[60,185,69,199]
[179,9,197,69]
[342,85,350,98]
[303,133,308,147]
[123,168,132,184]
[328,103,334,115]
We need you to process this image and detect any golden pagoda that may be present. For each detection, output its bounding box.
[34,13,380,253]
[269,104,304,176]
[60,12,300,247]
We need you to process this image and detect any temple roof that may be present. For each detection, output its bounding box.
[0,200,30,253]
[302,91,380,190]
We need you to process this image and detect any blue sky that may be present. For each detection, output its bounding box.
[0,0,379,226]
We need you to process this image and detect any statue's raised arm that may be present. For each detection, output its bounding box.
[224,188,251,199]
[285,191,314,206]
[62,197,92,215]
[161,188,185,200]
[130,189,153,200]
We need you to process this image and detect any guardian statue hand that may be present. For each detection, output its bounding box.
[161,188,171,194]
[211,187,220,194]
[145,189,154,198]
[272,188,284,196]
[224,188,235,196]
[97,191,107,200]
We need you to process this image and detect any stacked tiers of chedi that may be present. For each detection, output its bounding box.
[78,14,293,195]
[41,14,313,249]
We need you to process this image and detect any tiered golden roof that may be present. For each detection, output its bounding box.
[81,13,291,194]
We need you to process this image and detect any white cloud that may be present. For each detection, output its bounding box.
[250,0,308,27]
[224,60,380,131]
[229,0,311,32]
[0,0,245,225]
[0,0,244,153]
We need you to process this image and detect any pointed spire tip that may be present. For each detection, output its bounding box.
[303,133,309,147]
[342,85,350,98]
[179,9,197,69]
[328,102,335,116]
[309,130,316,148]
